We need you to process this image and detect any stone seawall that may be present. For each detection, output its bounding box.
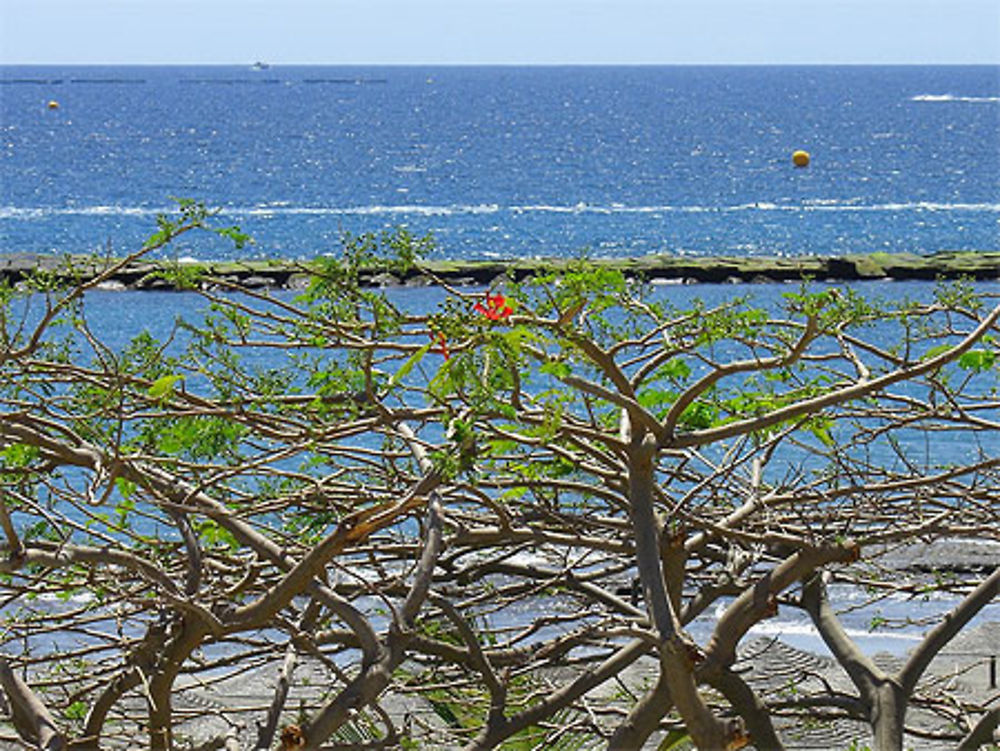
[1,251,998,291]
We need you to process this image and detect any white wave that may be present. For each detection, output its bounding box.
[801,201,1000,213]
[3,200,998,222]
[747,618,922,643]
[803,197,854,206]
[240,203,501,217]
[95,280,127,291]
[726,202,779,212]
[911,94,1000,103]
[0,205,169,219]
[35,591,97,606]
[511,202,589,214]
[512,203,713,214]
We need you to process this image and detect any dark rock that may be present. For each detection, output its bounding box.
[368,272,400,287]
[3,251,999,290]
[240,275,274,288]
[404,274,434,287]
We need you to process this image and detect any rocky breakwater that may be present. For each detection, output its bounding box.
[1,250,998,291]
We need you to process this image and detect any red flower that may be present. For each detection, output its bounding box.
[474,293,513,321]
[430,331,450,360]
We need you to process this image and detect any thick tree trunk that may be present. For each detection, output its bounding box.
[606,660,673,750]
[870,681,906,751]
[148,617,209,751]
[624,429,732,751]
[0,658,66,751]
[704,668,783,751]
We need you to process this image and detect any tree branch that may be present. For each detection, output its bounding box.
[898,565,1000,696]
[668,302,1000,449]
[0,656,67,751]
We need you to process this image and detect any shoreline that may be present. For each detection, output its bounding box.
[1,250,999,291]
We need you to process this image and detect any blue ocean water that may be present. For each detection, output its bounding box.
[1,65,998,260]
[3,68,1000,658]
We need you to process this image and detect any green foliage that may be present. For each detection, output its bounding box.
[657,731,694,750]
[147,374,184,401]
[156,416,248,461]
[1,442,40,469]
[195,518,240,551]
[121,330,171,376]
[933,277,982,312]
[214,224,252,249]
[4,211,999,751]
[63,700,88,721]
[299,228,432,339]
[957,349,996,372]
[678,400,718,430]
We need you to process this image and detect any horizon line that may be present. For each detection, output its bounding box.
[3,60,999,67]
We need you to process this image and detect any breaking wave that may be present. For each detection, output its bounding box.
[2,200,999,222]
[911,94,1000,103]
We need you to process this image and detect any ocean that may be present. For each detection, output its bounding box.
[3,66,1000,659]
[2,65,998,261]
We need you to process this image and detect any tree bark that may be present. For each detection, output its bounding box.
[299,495,443,750]
[625,428,731,750]
[605,658,673,751]
[703,668,783,751]
[957,708,999,751]
[0,657,66,751]
[147,616,210,751]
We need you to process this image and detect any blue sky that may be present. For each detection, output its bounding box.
[1,0,998,65]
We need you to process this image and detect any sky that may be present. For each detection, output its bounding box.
[0,0,998,65]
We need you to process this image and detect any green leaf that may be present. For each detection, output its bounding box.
[215,225,253,249]
[920,343,952,362]
[115,477,137,499]
[540,360,572,379]
[64,700,88,721]
[657,730,693,751]
[147,374,184,400]
[808,419,835,447]
[657,358,692,381]
[501,487,528,501]
[196,519,240,550]
[1,443,40,468]
[679,400,718,430]
[957,349,996,372]
[387,342,432,390]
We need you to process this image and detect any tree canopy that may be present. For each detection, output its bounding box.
[1,207,998,750]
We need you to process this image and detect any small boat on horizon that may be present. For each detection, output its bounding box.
[251,61,270,71]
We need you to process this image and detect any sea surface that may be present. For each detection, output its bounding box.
[1,65,998,261]
[3,67,999,656]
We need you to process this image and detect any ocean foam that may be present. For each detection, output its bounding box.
[3,200,998,223]
[911,94,1000,103]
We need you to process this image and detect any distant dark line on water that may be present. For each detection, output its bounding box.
[68,78,148,84]
[180,78,388,85]
[0,78,147,85]
[302,79,388,84]
[0,76,390,86]
[0,79,65,85]
[181,79,283,85]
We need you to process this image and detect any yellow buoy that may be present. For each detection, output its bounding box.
[792,149,810,167]
[47,100,60,110]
